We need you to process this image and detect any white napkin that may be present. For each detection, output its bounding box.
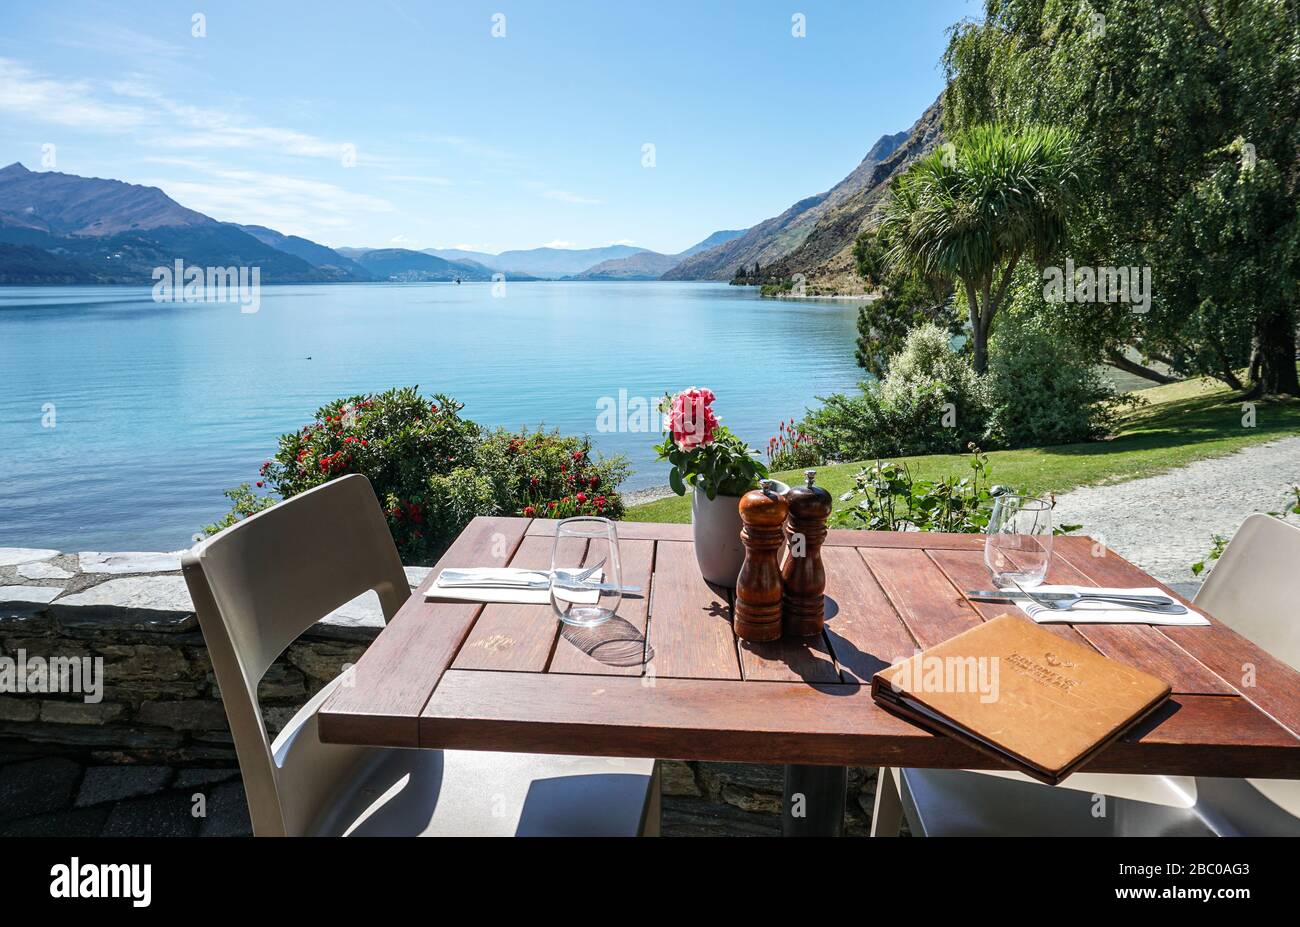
[425,568,602,606]
[1016,585,1210,626]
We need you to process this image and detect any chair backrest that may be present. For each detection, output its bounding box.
[1194,513,1300,671]
[181,474,410,836]
[1194,512,1300,817]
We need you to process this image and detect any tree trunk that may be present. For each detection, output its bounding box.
[1244,311,1300,398]
[965,280,987,374]
[1247,337,1262,385]
[1105,348,1178,384]
[972,327,988,375]
[1208,335,1246,391]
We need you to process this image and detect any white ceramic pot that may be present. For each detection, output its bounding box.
[691,481,788,588]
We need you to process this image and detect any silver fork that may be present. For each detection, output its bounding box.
[1007,577,1188,615]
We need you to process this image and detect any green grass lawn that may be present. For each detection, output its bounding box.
[626,373,1300,523]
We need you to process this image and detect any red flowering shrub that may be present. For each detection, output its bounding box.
[767,418,823,471]
[476,428,628,521]
[202,387,627,564]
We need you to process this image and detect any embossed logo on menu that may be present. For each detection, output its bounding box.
[1006,650,1081,692]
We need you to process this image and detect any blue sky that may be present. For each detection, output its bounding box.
[0,0,976,253]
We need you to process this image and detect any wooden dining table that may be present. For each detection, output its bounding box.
[317,516,1300,836]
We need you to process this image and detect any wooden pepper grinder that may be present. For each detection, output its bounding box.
[782,469,832,637]
[734,479,788,642]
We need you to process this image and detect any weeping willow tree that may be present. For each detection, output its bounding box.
[942,0,1300,396]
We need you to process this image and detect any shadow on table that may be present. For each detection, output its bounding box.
[822,593,894,683]
[561,616,654,667]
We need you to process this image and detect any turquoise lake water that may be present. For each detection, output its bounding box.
[0,281,864,551]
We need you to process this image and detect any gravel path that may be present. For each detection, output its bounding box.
[1051,435,1300,596]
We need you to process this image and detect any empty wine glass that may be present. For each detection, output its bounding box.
[550,517,622,627]
[984,495,1053,589]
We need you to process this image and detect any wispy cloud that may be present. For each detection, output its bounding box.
[54,23,190,61]
[385,173,454,186]
[0,58,147,129]
[0,58,371,164]
[522,179,603,205]
[540,187,604,205]
[147,168,394,237]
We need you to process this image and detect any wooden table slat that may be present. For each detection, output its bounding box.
[738,635,840,683]
[644,540,740,680]
[819,545,918,684]
[859,546,983,648]
[450,534,584,672]
[418,670,1300,778]
[1054,535,1300,736]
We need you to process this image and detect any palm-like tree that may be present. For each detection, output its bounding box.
[878,124,1085,373]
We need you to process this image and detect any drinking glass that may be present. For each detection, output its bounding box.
[984,495,1053,589]
[550,517,622,627]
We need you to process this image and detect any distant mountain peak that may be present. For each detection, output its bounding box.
[661,103,941,287]
[0,164,377,284]
[0,165,214,236]
[862,130,910,165]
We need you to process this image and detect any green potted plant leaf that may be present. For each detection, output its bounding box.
[655,388,781,586]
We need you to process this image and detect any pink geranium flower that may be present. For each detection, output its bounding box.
[667,387,719,450]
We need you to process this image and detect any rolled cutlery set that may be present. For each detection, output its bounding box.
[435,565,641,595]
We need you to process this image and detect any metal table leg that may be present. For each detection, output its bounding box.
[782,764,847,836]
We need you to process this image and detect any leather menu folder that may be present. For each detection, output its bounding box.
[872,613,1172,785]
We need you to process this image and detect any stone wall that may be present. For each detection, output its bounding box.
[0,547,881,835]
[0,547,394,765]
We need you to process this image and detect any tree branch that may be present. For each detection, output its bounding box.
[1105,348,1178,384]
[987,250,1023,328]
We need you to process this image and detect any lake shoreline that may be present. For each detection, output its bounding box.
[624,485,675,507]
[2,280,865,550]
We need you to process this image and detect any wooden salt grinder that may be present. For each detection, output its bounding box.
[782,469,833,637]
[733,479,789,642]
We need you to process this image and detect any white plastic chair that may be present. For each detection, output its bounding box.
[182,474,659,836]
[872,513,1300,836]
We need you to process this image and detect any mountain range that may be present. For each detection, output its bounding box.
[568,229,747,280]
[0,162,738,285]
[0,162,373,284]
[0,97,941,290]
[421,244,650,278]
